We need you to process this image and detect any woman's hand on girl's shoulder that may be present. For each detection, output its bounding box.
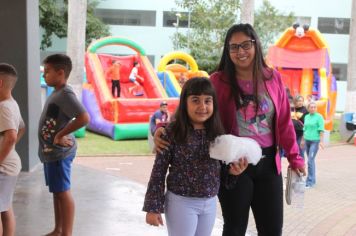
[229,158,248,175]
[153,127,170,153]
[146,212,164,226]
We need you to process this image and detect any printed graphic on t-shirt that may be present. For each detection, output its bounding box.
[237,94,273,136]
[40,103,59,153]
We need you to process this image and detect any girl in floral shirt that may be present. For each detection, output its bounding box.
[143,77,247,236]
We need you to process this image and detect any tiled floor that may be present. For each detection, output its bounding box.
[14,144,356,235]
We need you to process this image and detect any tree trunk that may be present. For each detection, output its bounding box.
[240,0,255,25]
[345,0,356,112]
[66,0,87,100]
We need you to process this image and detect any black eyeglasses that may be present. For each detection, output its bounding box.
[228,39,255,53]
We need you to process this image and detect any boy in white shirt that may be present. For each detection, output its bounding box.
[0,63,25,236]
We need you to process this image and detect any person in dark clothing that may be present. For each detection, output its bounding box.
[291,95,309,158]
[149,101,170,135]
[106,60,121,97]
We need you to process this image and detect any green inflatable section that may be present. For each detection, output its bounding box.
[88,37,146,55]
[74,127,86,138]
[113,123,149,140]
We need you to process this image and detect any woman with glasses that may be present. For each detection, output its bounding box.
[210,23,306,236]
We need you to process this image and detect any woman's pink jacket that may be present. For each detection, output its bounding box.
[210,70,305,174]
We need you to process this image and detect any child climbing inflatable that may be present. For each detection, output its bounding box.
[128,61,145,96]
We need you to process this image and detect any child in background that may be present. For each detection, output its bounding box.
[178,72,187,88]
[149,101,171,135]
[105,60,121,98]
[39,54,89,236]
[143,77,247,236]
[305,94,314,107]
[128,61,144,95]
[0,63,25,236]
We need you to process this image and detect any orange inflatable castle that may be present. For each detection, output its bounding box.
[267,24,337,130]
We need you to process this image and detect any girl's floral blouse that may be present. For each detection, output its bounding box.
[143,128,221,213]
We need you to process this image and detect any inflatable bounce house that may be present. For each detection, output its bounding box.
[267,24,337,130]
[156,51,209,97]
[84,36,179,140]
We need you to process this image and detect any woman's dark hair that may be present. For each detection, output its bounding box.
[170,77,225,143]
[217,23,273,110]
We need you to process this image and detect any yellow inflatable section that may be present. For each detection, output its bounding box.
[157,51,209,97]
[158,51,198,72]
[319,68,328,100]
[300,69,313,99]
[158,51,209,78]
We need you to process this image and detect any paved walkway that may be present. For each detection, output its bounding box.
[14,143,356,235]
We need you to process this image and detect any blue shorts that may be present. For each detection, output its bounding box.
[44,155,75,193]
[129,77,136,83]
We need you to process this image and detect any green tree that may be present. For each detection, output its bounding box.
[174,0,240,73]
[39,0,110,50]
[39,0,67,50]
[174,0,294,73]
[254,0,295,55]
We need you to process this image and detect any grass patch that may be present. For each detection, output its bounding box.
[330,117,341,143]
[77,116,343,156]
[77,131,151,156]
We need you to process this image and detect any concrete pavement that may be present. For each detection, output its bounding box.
[13,143,356,235]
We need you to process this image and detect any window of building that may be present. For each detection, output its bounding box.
[332,63,347,81]
[163,11,189,28]
[294,16,311,27]
[94,9,156,26]
[318,17,350,34]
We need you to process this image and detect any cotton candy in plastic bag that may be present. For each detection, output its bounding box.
[209,134,262,165]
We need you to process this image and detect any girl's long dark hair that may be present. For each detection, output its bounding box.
[217,23,273,110]
[170,77,225,143]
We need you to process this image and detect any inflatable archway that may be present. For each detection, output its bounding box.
[156,51,209,97]
[87,36,146,55]
[158,51,199,72]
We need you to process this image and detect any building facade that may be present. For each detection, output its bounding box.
[43,0,352,110]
